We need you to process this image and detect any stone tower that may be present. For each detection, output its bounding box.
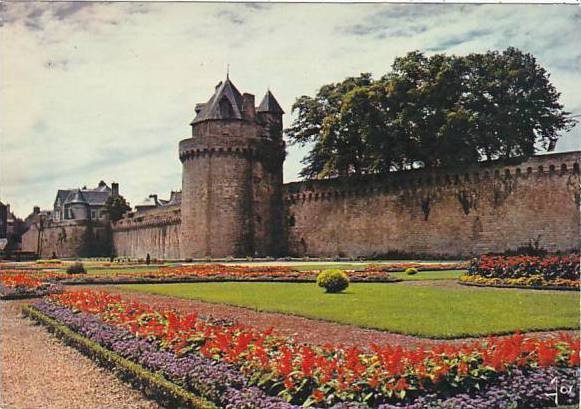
[179,77,286,258]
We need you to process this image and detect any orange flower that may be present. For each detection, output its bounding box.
[395,377,409,391]
[311,389,324,402]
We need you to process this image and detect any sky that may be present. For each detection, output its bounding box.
[1,2,580,218]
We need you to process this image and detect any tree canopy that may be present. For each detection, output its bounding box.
[286,48,576,179]
[104,195,131,222]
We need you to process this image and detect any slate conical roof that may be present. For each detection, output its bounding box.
[191,77,244,124]
[257,90,284,114]
[66,189,88,205]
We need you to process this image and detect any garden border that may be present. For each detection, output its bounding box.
[21,305,218,409]
[56,277,404,285]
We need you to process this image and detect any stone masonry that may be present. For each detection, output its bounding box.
[109,78,580,260]
[285,152,580,258]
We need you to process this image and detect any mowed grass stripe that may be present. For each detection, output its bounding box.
[120,282,579,338]
[390,269,463,281]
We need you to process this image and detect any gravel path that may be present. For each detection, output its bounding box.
[1,300,161,409]
[97,285,577,350]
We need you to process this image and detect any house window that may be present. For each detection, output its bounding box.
[91,210,96,219]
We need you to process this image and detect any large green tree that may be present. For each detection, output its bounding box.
[286,48,576,178]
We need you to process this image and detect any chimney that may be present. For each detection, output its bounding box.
[242,93,256,121]
[33,206,40,214]
[111,182,119,197]
[149,194,158,206]
[6,204,10,216]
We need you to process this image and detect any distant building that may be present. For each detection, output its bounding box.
[52,180,119,222]
[133,191,181,213]
[0,201,25,252]
[21,181,122,258]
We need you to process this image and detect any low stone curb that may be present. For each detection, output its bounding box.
[22,305,218,409]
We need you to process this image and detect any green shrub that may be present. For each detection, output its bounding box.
[66,262,86,275]
[405,267,419,275]
[317,269,349,293]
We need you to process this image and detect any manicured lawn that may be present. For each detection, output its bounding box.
[391,269,463,281]
[120,282,579,338]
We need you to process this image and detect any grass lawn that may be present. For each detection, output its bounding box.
[120,282,579,338]
[390,270,463,281]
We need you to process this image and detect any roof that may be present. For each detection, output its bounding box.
[95,180,111,192]
[66,189,88,205]
[257,90,284,114]
[56,189,71,205]
[165,191,182,206]
[80,190,110,206]
[57,182,113,207]
[191,77,244,124]
[135,196,157,208]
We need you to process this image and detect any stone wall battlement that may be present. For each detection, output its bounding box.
[284,151,580,204]
[179,135,283,163]
[112,206,180,232]
[112,205,181,259]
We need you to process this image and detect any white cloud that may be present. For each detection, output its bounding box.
[1,3,579,217]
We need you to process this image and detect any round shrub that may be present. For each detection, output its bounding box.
[316,269,349,293]
[405,267,418,275]
[66,262,86,275]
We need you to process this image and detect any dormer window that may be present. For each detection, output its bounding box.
[219,96,234,118]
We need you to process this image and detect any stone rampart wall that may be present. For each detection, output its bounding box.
[284,152,580,258]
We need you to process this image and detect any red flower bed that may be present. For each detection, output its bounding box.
[463,254,579,289]
[1,273,43,288]
[0,271,62,299]
[48,289,579,406]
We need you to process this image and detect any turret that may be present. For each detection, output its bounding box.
[257,90,284,140]
[179,77,286,258]
[65,189,89,220]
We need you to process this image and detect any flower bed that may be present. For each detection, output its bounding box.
[460,255,580,289]
[0,272,62,299]
[26,289,579,408]
[155,265,402,283]
[0,265,402,285]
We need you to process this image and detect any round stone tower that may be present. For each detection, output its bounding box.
[179,77,286,258]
